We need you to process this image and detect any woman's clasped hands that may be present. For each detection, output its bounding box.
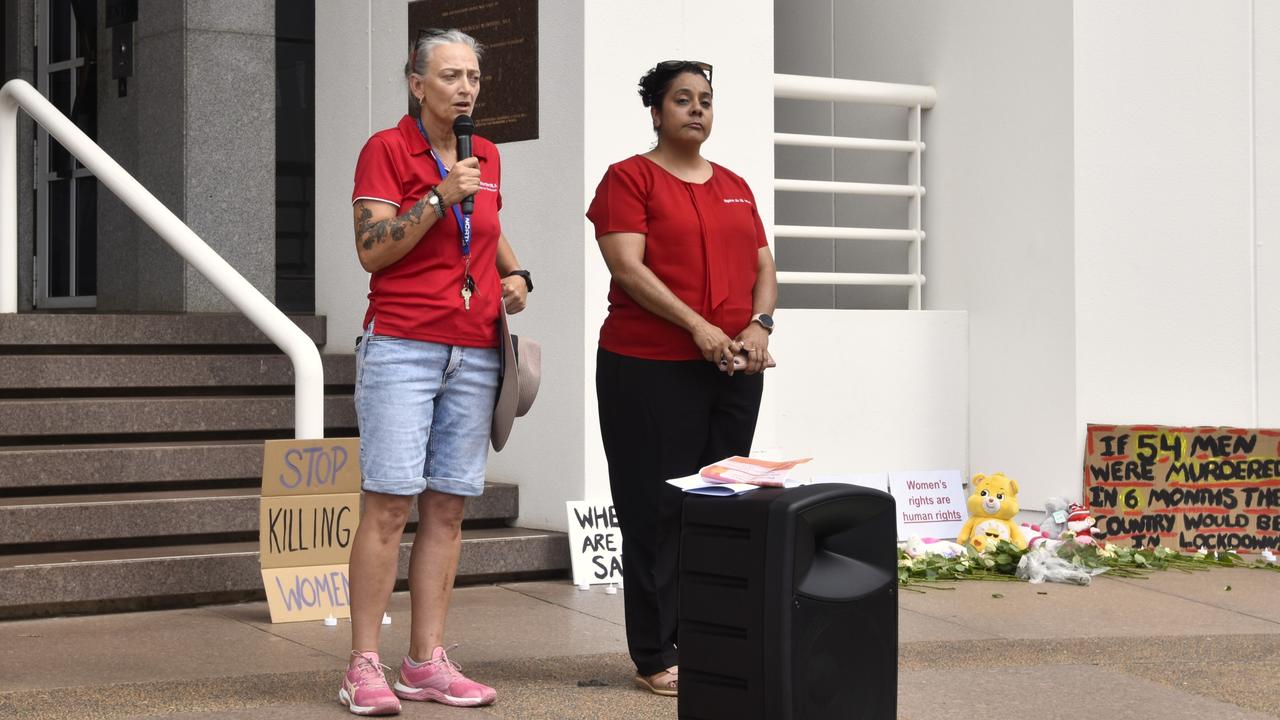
[690,320,772,376]
[733,321,772,376]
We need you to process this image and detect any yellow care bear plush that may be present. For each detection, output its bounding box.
[956,472,1026,551]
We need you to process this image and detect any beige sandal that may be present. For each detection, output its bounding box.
[633,667,678,696]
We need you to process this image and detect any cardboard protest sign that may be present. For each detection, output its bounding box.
[888,470,967,540]
[259,492,361,569]
[260,438,362,622]
[261,438,360,496]
[1085,424,1280,553]
[565,501,623,585]
[261,564,352,623]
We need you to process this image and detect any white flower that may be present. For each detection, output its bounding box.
[1262,549,1277,565]
[1196,547,1209,557]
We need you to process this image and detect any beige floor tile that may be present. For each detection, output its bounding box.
[1106,566,1280,622]
[899,664,1274,720]
[899,573,1280,639]
[206,584,628,665]
[0,608,336,691]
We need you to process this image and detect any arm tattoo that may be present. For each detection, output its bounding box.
[356,198,431,251]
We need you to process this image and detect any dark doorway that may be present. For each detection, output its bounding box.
[275,1,315,312]
[1,2,9,80]
[35,0,98,307]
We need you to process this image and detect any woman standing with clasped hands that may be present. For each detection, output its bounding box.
[587,60,779,697]
[339,28,533,715]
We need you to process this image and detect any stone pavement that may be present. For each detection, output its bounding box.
[1,568,1278,719]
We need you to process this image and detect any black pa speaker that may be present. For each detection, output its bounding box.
[678,484,897,720]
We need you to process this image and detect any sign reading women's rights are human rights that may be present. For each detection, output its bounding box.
[1085,424,1280,554]
[259,438,362,623]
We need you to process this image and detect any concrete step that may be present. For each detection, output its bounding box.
[0,395,357,438]
[0,353,355,390]
[0,482,519,544]
[0,527,569,618]
[0,440,269,490]
[0,313,328,348]
[0,314,566,620]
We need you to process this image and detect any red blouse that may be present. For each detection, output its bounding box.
[351,114,503,348]
[586,155,769,360]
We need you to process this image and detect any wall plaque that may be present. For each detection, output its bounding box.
[408,0,539,144]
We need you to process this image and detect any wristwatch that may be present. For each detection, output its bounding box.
[505,269,533,292]
[426,187,445,219]
[751,313,774,334]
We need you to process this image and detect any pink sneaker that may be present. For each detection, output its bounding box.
[394,645,496,707]
[339,651,401,716]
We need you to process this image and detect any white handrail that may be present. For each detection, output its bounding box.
[773,73,934,307]
[0,79,324,439]
[775,178,924,198]
[777,271,925,287]
[775,73,937,108]
[774,225,924,242]
[774,132,923,153]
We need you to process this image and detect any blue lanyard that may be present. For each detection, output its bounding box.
[416,119,472,258]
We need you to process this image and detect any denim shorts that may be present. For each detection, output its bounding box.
[354,323,500,497]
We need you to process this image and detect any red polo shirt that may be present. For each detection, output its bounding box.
[586,155,769,360]
[352,114,503,348]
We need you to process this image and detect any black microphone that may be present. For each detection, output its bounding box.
[453,114,475,215]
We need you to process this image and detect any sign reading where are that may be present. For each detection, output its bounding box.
[260,438,362,623]
[565,501,623,586]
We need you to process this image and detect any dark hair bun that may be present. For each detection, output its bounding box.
[638,69,663,107]
[638,61,711,108]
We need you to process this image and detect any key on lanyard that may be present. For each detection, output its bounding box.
[460,273,475,311]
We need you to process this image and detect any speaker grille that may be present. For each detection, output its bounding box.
[792,591,896,719]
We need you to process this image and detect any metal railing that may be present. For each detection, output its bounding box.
[773,73,937,309]
[0,79,324,439]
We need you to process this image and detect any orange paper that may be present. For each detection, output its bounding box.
[700,456,812,487]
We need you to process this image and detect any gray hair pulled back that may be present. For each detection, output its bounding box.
[405,28,484,113]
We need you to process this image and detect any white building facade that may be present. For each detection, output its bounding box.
[314,0,1280,526]
[5,0,1274,530]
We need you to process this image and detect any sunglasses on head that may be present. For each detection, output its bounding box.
[656,60,713,85]
[409,27,451,72]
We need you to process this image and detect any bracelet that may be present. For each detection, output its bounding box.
[504,269,533,292]
[426,187,446,219]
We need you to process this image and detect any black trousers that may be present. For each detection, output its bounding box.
[596,347,764,676]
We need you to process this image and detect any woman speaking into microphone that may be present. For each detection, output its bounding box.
[340,28,530,715]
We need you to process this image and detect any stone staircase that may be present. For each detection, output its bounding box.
[0,313,568,619]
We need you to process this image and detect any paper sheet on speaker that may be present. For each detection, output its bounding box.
[667,475,760,496]
[699,456,812,487]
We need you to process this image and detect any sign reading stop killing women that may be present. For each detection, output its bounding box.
[260,438,362,622]
[1085,424,1280,553]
